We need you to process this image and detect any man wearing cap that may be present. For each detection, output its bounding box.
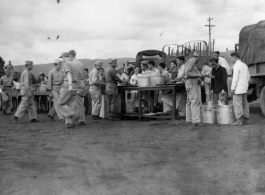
[105,59,127,120]
[0,69,13,115]
[47,59,64,120]
[184,52,202,126]
[13,61,39,123]
[210,58,228,105]
[69,50,86,125]
[57,52,81,128]
[89,61,103,120]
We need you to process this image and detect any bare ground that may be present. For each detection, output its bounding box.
[0,107,265,195]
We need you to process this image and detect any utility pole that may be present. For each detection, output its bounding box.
[205,17,215,56]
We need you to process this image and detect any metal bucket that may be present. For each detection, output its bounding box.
[137,76,150,87]
[201,105,216,124]
[150,76,166,86]
[216,104,236,125]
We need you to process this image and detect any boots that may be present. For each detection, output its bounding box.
[243,118,250,125]
[230,117,243,126]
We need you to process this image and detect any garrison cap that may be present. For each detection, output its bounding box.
[59,52,69,58]
[25,61,33,65]
[95,60,103,66]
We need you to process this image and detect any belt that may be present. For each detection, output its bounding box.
[4,86,12,88]
[63,80,77,83]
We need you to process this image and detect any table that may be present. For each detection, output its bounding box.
[118,84,185,121]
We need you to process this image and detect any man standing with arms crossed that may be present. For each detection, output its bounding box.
[184,52,202,126]
[57,52,81,128]
[89,61,103,120]
[13,61,39,123]
[105,59,127,120]
[230,52,250,126]
[47,59,64,121]
[69,50,86,126]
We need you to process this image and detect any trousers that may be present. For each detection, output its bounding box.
[185,79,201,123]
[204,82,212,102]
[57,86,77,124]
[233,93,249,120]
[2,88,13,114]
[213,91,228,105]
[75,94,86,123]
[14,88,37,120]
[89,86,102,116]
[48,88,64,120]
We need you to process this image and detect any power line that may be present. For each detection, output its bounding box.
[205,17,215,56]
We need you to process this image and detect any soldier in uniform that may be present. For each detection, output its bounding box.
[68,50,86,126]
[13,61,39,123]
[0,69,13,115]
[105,59,127,120]
[184,52,202,126]
[57,52,82,128]
[47,59,64,121]
[89,61,103,120]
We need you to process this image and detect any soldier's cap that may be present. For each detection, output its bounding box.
[59,52,69,58]
[116,66,121,71]
[209,57,219,62]
[54,59,62,64]
[25,61,33,65]
[95,60,103,66]
[109,58,117,63]
[193,51,199,57]
[140,61,148,65]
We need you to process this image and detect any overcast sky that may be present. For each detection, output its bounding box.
[0,0,265,65]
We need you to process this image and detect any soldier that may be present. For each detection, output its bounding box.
[47,59,64,121]
[0,69,13,115]
[105,59,127,120]
[57,52,82,128]
[184,52,202,126]
[89,61,103,120]
[68,50,86,126]
[13,61,39,123]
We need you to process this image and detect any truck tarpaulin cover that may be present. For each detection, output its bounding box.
[136,50,167,67]
[239,20,265,65]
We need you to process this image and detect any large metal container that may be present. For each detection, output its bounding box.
[216,105,236,125]
[200,105,216,124]
[137,76,150,87]
[150,76,166,86]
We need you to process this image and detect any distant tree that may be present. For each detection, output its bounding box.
[0,56,5,77]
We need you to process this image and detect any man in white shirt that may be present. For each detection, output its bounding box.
[148,60,160,76]
[116,66,128,86]
[201,63,212,102]
[230,52,250,126]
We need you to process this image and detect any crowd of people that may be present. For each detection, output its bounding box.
[0,49,250,127]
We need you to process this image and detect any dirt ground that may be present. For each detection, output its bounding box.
[0,107,265,195]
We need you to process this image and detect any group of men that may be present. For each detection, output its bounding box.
[187,51,250,126]
[0,49,250,127]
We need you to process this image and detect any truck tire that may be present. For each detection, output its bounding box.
[260,87,265,116]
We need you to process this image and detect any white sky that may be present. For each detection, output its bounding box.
[0,0,265,65]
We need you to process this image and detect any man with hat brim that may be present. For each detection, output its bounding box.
[89,60,103,120]
[184,51,202,126]
[209,57,228,105]
[105,58,128,120]
[56,52,82,128]
[0,68,13,115]
[68,50,87,126]
[13,61,39,123]
[47,59,64,121]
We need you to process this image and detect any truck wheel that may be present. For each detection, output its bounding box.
[260,87,265,116]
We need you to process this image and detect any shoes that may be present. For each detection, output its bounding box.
[109,117,121,121]
[47,114,54,120]
[77,122,86,126]
[12,116,18,124]
[91,115,102,120]
[66,123,75,129]
[230,119,243,126]
[243,118,250,125]
[193,123,200,126]
[30,119,39,123]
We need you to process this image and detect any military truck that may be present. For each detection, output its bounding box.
[235,21,265,115]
